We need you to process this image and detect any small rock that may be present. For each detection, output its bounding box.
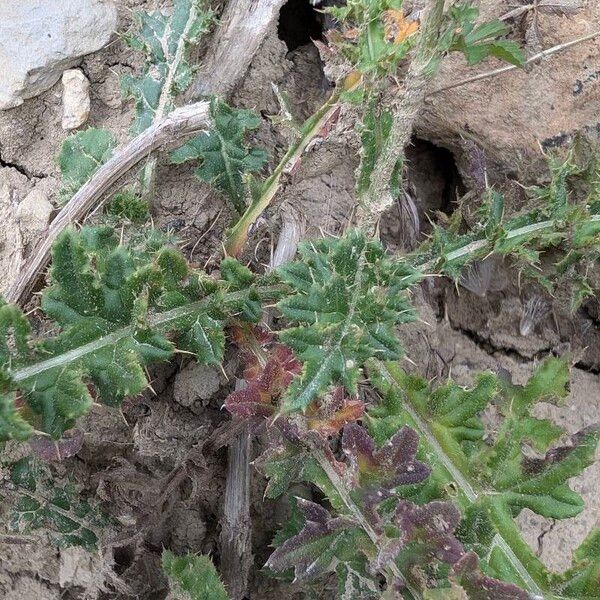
[16,188,53,241]
[59,546,103,593]
[173,363,221,408]
[62,69,91,130]
[0,0,117,110]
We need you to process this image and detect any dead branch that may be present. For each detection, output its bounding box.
[9,0,287,306]
[191,0,287,99]
[5,102,212,306]
[428,29,600,96]
[220,382,252,600]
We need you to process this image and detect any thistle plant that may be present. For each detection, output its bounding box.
[1,0,599,598]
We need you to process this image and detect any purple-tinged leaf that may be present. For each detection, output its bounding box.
[451,552,529,599]
[225,331,301,421]
[394,500,464,565]
[372,500,464,574]
[29,428,84,462]
[341,423,430,490]
[265,498,360,581]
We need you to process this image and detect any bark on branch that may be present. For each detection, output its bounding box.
[191,0,287,99]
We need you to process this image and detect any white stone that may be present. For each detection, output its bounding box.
[62,69,91,130]
[0,0,117,110]
[16,188,54,237]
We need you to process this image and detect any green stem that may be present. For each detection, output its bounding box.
[417,213,600,272]
[11,284,288,384]
[357,0,446,230]
[225,87,345,256]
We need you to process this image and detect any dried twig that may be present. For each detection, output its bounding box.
[428,29,600,96]
[6,102,212,306]
[220,380,252,600]
[191,0,287,99]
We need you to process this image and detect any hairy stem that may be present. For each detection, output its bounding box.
[357,0,446,231]
[11,285,288,384]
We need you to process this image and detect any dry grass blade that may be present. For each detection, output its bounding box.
[538,0,584,16]
[519,295,551,336]
[459,257,497,298]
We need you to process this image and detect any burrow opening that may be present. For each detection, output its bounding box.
[380,138,465,250]
[407,137,464,217]
[278,0,323,51]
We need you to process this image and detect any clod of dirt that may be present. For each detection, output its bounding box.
[0,0,118,110]
[3,576,56,600]
[418,0,600,184]
[61,69,91,130]
[167,502,207,555]
[0,167,29,295]
[16,186,54,244]
[59,546,107,598]
[173,362,222,411]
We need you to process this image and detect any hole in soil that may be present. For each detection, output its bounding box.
[113,544,136,575]
[406,137,464,216]
[278,0,323,51]
[380,137,465,251]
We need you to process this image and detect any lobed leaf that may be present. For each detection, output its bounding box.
[171,99,268,212]
[265,498,366,582]
[122,0,214,133]
[277,230,420,412]
[370,358,599,596]
[58,129,116,201]
[1,227,263,441]
[2,457,107,550]
[162,550,230,600]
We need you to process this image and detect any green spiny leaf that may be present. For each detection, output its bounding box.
[3,457,107,551]
[2,227,263,440]
[162,551,230,600]
[59,129,116,201]
[122,0,214,134]
[277,230,419,412]
[0,390,33,442]
[171,99,268,212]
[107,190,150,222]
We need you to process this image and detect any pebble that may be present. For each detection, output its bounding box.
[62,69,91,130]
